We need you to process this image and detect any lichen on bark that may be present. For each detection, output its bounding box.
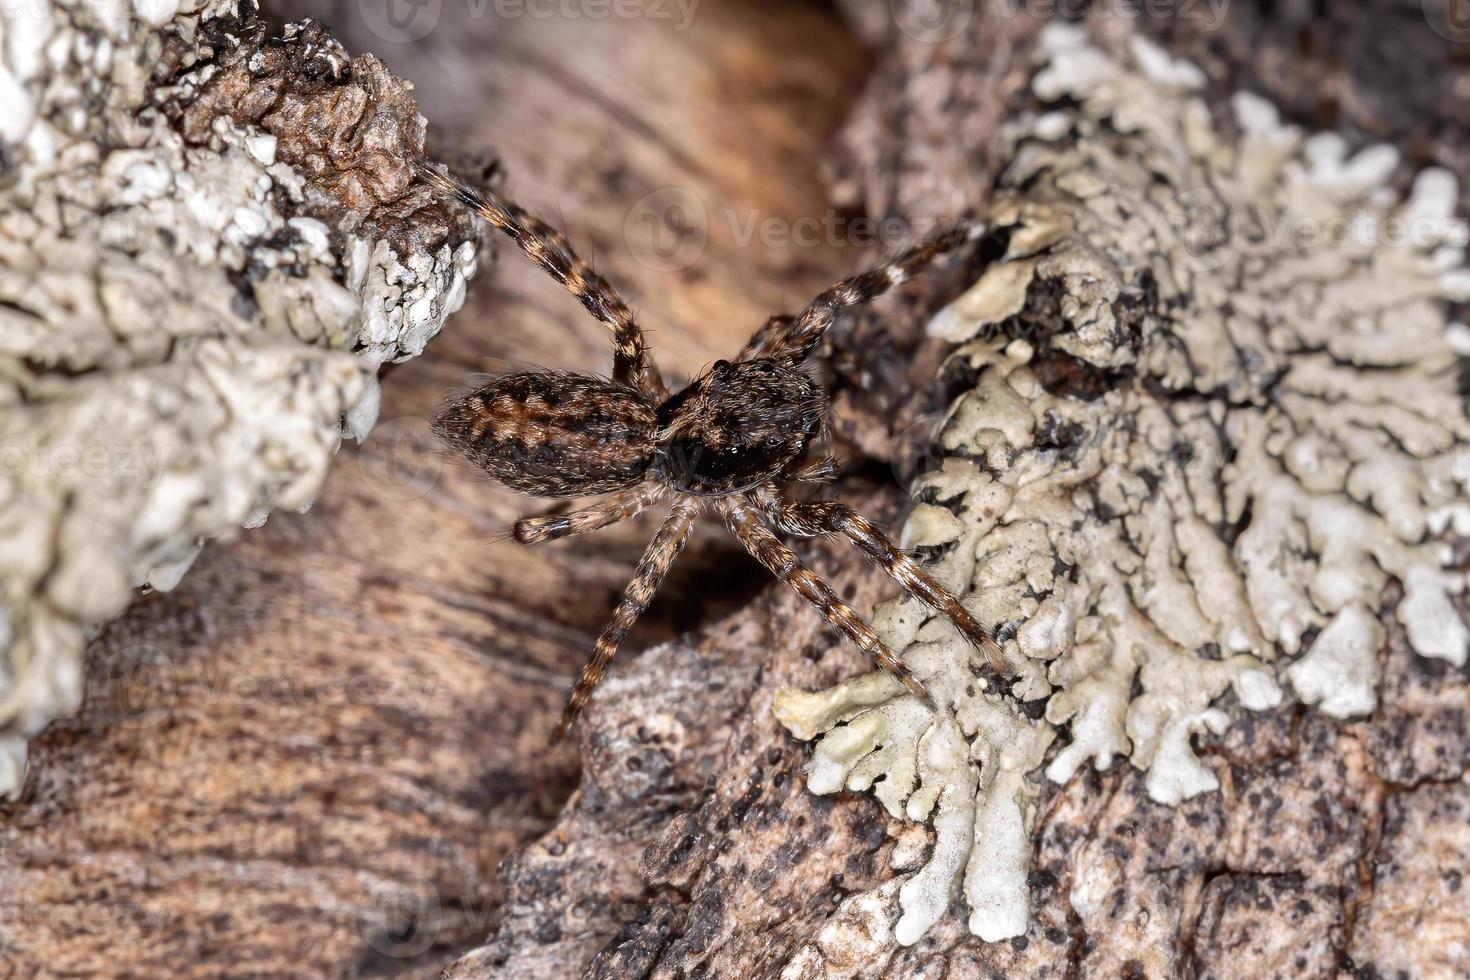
[0,0,479,797]
[776,23,1470,947]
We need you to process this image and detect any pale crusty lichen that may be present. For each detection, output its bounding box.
[0,1,477,797]
[777,24,1470,948]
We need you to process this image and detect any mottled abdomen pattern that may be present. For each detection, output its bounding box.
[433,372,656,496]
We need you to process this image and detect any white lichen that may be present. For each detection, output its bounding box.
[778,23,1470,949]
[0,1,477,797]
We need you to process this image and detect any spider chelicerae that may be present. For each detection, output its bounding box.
[414,159,1008,739]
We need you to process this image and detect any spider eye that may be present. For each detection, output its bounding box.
[712,359,731,374]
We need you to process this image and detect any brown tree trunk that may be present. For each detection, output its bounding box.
[2,2,1465,979]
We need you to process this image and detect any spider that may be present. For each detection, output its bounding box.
[414,160,1008,740]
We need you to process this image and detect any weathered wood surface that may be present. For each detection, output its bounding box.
[3,2,1467,978]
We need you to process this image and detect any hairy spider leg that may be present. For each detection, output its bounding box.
[514,483,667,544]
[414,160,666,399]
[790,456,841,484]
[721,498,932,704]
[552,497,699,740]
[738,314,795,361]
[762,222,983,365]
[754,491,1007,675]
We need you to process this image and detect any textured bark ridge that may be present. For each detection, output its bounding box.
[0,0,478,797]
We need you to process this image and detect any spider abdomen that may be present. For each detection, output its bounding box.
[434,371,656,497]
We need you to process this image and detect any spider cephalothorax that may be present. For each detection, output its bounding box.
[415,159,1011,739]
[653,357,824,496]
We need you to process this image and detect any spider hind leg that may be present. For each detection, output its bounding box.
[514,483,666,544]
[762,221,984,365]
[721,499,931,704]
[415,159,667,399]
[552,498,698,741]
[756,492,1007,675]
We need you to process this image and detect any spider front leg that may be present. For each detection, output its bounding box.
[514,482,667,544]
[720,498,932,704]
[763,221,986,365]
[754,490,1007,675]
[738,314,794,361]
[414,160,666,399]
[791,456,840,485]
[553,497,698,741]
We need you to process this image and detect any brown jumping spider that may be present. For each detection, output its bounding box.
[415,160,1005,739]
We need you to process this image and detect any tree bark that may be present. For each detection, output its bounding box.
[2,2,1465,979]
[451,3,1470,977]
